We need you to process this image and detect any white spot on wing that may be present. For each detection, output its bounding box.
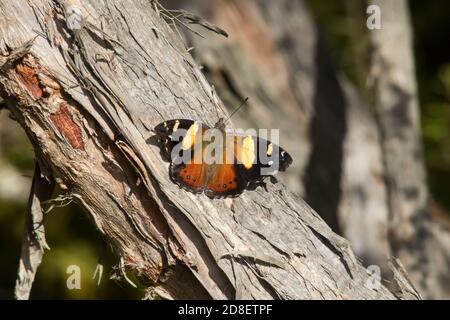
[173,120,180,132]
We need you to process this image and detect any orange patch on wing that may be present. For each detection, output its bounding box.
[207,164,238,193]
[178,163,206,189]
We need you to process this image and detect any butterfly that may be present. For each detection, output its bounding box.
[154,118,292,198]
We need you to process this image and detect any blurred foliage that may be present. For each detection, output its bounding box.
[1,0,450,299]
[411,1,450,210]
[0,193,143,299]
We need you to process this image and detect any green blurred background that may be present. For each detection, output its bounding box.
[0,0,449,299]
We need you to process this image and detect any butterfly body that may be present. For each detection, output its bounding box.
[154,118,292,198]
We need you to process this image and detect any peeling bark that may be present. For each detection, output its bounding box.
[0,0,402,299]
[15,163,54,300]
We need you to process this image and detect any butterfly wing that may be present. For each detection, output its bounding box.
[170,161,207,193]
[204,133,293,198]
[233,134,293,183]
[155,119,212,193]
[154,119,208,159]
[205,164,247,198]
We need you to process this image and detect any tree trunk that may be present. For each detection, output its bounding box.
[369,0,450,299]
[0,0,415,299]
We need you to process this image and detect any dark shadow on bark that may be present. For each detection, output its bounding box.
[303,35,347,234]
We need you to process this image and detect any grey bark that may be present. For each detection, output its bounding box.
[369,0,450,299]
[15,163,54,300]
[0,0,411,299]
[338,79,390,273]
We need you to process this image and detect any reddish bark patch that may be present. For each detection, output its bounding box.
[15,64,43,99]
[50,102,85,150]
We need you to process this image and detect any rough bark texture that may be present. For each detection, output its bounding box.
[0,0,408,299]
[369,0,450,299]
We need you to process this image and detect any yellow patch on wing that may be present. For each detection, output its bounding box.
[182,121,200,150]
[267,143,273,156]
[240,135,255,169]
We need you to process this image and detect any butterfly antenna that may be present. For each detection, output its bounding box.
[224,97,249,123]
[211,85,227,121]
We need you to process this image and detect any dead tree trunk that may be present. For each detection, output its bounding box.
[0,0,413,299]
[369,0,450,299]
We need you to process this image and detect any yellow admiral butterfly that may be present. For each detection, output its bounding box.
[154,118,292,198]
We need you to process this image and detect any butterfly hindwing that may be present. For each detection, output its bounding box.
[205,164,248,198]
[170,161,207,193]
